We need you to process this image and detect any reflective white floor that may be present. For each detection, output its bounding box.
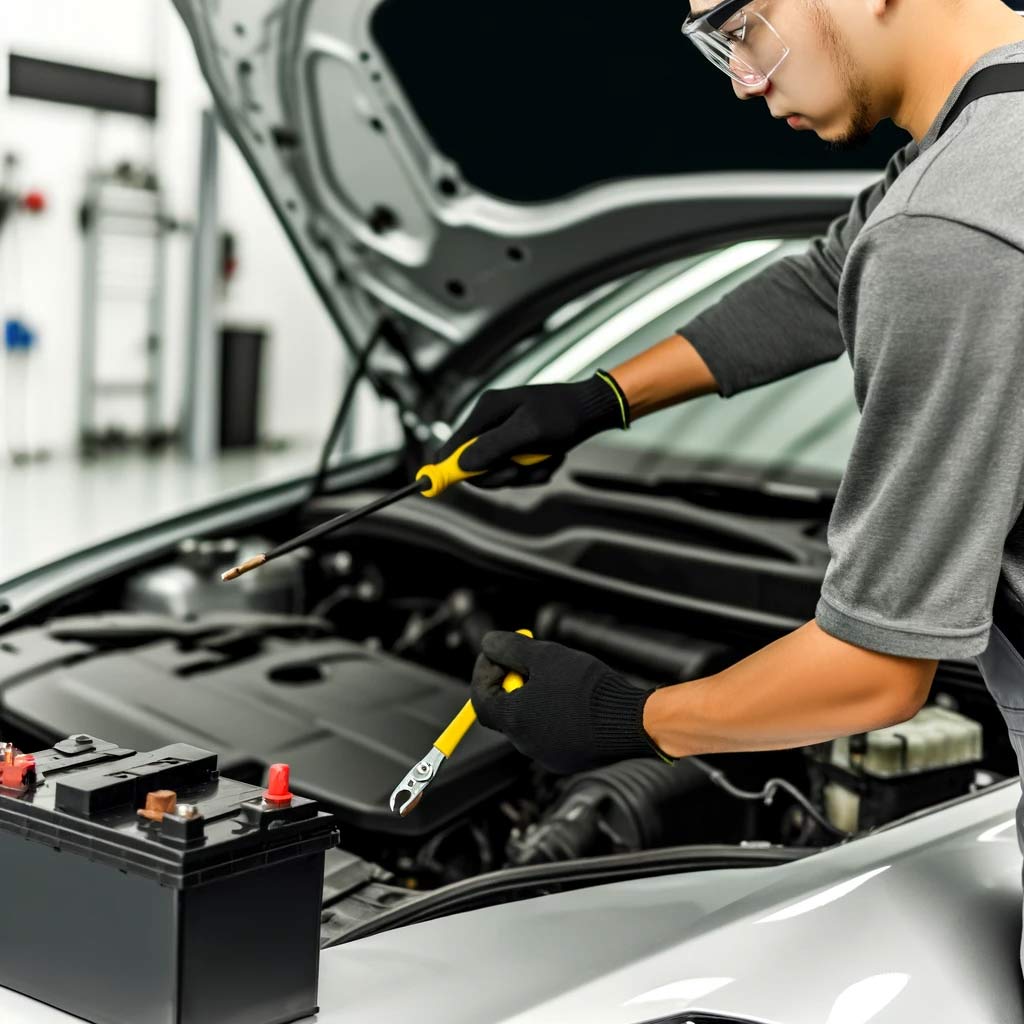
[0,443,319,582]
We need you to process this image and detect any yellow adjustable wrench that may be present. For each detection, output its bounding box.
[389,628,533,817]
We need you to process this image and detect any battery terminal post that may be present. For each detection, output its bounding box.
[137,789,178,822]
[0,742,37,791]
[263,763,293,807]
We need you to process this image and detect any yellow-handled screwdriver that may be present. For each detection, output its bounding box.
[389,628,532,817]
[221,440,549,581]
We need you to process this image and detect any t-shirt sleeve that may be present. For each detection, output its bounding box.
[677,140,918,397]
[815,213,1024,660]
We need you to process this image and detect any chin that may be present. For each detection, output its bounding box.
[813,114,871,151]
[829,127,874,152]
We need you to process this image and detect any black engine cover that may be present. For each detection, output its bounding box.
[0,612,518,838]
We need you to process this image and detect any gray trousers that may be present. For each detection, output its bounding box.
[973,596,1024,972]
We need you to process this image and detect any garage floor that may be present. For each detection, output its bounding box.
[0,444,318,582]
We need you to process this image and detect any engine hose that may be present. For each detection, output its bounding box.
[536,604,732,682]
[505,758,709,866]
[687,756,852,840]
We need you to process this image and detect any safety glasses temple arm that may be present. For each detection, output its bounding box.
[683,0,754,33]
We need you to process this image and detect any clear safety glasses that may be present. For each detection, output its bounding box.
[681,0,790,88]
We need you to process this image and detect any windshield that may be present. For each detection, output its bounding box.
[486,237,858,483]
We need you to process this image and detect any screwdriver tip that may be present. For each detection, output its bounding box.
[221,553,267,582]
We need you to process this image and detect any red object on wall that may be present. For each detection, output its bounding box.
[20,190,45,213]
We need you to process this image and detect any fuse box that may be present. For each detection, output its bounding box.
[0,733,338,1024]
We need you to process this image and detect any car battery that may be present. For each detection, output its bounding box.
[0,733,339,1024]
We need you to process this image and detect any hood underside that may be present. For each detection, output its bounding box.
[172,0,904,386]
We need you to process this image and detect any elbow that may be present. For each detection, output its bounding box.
[875,691,927,729]
[871,662,936,728]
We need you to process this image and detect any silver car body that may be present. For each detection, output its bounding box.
[316,782,1024,1023]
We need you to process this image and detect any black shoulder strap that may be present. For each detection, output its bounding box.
[937,61,1024,141]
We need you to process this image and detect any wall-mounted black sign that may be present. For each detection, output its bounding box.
[8,54,157,120]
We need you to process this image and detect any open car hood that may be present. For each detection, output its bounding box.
[172,0,905,395]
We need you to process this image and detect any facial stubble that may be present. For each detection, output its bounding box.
[809,0,876,149]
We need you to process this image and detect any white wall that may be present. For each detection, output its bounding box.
[0,0,345,456]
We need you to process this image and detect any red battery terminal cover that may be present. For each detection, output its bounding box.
[263,763,293,807]
[0,743,37,790]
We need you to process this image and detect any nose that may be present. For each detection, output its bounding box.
[732,74,770,100]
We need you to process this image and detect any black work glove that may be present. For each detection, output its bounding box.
[471,630,675,775]
[433,369,630,489]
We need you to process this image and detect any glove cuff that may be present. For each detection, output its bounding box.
[595,369,631,429]
[578,371,631,433]
[591,674,676,765]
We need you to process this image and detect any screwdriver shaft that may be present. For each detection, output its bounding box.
[221,477,426,581]
[269,477,426,559]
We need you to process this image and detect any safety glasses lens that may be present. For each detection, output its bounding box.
[684,7,789,87]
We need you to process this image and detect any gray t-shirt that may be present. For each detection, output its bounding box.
[678,39,1024,660]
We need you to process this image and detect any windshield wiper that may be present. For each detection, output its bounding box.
[573,465,836,519]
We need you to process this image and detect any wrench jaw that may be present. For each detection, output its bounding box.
[390,787,424,817]
[389,746,446,816]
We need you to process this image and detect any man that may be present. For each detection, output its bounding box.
[436,0,1024,884]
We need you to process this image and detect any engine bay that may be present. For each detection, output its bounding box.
[0,479,1015,940]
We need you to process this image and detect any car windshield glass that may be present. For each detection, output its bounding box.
[489,237,858,483]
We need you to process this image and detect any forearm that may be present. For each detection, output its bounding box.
[643,620,936,758]
[610,333,720,420]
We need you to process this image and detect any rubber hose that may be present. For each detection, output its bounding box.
[536,604,732,682]
[506,757,708,865]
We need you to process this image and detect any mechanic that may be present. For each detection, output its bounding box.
[434,0,1024,945]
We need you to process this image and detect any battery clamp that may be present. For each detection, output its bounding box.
[0,733,338,1024]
